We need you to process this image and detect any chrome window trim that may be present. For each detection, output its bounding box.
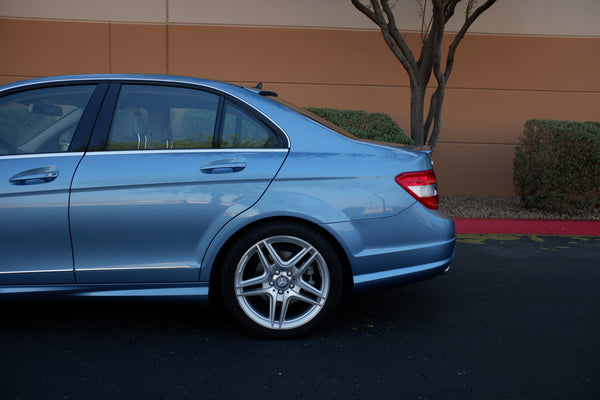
[84,149,288,156]
[0,152,85,160]
[1,75,291,149]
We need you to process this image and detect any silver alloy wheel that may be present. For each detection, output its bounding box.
[234,235,330,330]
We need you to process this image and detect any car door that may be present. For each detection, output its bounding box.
[70,83,288,283]
[0,83,102,284]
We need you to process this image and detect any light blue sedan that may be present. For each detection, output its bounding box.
[0,74,454,336]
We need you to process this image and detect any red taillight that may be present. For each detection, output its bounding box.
[395,170,439,210]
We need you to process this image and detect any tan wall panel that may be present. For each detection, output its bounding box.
[0,76,32,86]
[3,21,597,92]
[110,24,167,74]
[432,143,518,196]
[167,25,408,86]
[441,89,600,144]
[167,25,600,93]
[449,35,600,92]
[0,19,109,77]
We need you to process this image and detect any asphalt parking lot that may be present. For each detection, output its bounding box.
[1,234,599,399]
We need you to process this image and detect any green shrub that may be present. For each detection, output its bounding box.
[305,107,414,145]
[513,119,600,214]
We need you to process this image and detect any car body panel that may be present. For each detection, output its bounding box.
[326,204,455,290]
[0,153,83,284]
[0,74,455,309]
[198,200,455,287]
[263,148,426,222]
[70,149,287,283]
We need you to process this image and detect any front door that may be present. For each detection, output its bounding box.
[0,84,97,284]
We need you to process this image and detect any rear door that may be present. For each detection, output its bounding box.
[0,83,102,284]
[70,83,288,283]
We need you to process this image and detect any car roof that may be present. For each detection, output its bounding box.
[0,73,239,93]
[0,73,281,123]
[0,74,296,147]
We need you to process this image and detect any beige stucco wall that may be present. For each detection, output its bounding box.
[2,0,600,36]
[1,1,599,196]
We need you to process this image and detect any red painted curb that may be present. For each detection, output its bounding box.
[454,218,600,236]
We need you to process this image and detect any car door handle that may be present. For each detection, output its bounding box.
[200,160,247,174]
[9,167,60,184]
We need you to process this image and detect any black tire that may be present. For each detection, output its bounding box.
[220,221,343,337]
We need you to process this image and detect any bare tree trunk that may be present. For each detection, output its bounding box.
[410,83,426,145]
[428,85,445,147]
[352,0,497,150]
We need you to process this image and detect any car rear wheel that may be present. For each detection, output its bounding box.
[221,221,343,337]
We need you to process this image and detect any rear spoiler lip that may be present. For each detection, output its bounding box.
[403,144,432,155]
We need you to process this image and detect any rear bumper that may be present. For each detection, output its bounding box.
[352,249,453,291]
[323,203,455,291]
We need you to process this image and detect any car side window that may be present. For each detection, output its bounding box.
[220,101,280,148]
[107,85,220,150]
[0,85,96,155]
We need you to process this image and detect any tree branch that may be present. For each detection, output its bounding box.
[430,0,496,146]
[350,0,378,24]
[423,87,438,139]
[445,0,496,80]
[351,0,418,85]
[442,0,461,23]
[380,0,418,71]
[424,0,447,145]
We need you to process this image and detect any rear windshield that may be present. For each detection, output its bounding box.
[265,94,418,150]
[269,97,359,140]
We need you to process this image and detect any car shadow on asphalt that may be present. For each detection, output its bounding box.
[0,298,245,339]
[0,278,449,341]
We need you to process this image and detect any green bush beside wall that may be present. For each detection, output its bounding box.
[513,119,600,214]
[306,107,414,145]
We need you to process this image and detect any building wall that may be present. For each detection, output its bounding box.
[1,0,599,196]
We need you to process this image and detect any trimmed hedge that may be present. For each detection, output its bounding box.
[305,107,414,145]
[513,119,600,214]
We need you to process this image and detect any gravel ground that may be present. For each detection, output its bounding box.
[439,195,600,220]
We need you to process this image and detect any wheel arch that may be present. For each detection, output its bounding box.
[207,216,354,306]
